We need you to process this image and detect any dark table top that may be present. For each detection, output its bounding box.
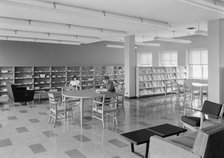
[147,123,187,137]
[121,123,187,145]
[121,129,156,145]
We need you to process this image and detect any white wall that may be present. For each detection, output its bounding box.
[0,41,124,66]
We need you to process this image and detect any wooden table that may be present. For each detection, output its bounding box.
[192,83,208,106]
[62,89,117,126]
[121,123,187,158]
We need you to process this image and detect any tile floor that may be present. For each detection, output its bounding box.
[0,96,194,158]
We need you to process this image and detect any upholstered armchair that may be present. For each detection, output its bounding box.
[6,82,34,105]
[149,122,224,158]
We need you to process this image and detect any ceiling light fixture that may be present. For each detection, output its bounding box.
[135,42,160,47]
[0,17,127,36]
[0,35,81,45]
[0,28,101,43]
[106,42,160,49]
[0,0,171,28]
[106,44,124,49]
[178,0,224,14]
[154,36,192,44]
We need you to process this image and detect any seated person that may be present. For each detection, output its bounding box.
[69,75,80,90]
[102,75,116,93]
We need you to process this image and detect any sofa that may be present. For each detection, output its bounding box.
[6,82,34,105]
[149,122,224,158]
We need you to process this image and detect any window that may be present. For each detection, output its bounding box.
[160,51,177,66]
[188,49,208,79]
[137,52,152,66]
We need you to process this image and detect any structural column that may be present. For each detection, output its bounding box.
[208,19,224,103]
[124,35,136,97]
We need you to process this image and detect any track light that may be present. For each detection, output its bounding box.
[135,42,160,47]
[0,17,128,36]
[0,28,101,43]
[0,0,170,28]
[154,36,192,44]
[0,35,81,45]
[106,42,160,49]
[106,44,125,49]
[178,0,224,14]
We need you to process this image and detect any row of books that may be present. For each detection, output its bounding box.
[139,67,186,74]
[139,88,165,95]
[139,81,166,89]
[139,74,184,81]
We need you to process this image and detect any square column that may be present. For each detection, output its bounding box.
[124,35,136,97]
[208,19,224,103]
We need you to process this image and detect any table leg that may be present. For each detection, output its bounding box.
[39,93,41,103]
[200,87,203,106]
[80,98,83,127]
[131,143,134,153]
[145,141,149,158]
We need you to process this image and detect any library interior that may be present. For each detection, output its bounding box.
[1,0,224,158]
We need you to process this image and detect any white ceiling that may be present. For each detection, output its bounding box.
[0,0,224,44]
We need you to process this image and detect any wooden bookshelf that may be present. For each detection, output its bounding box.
[0,67,14,97]
[0,65,124,96]
[34,66,51,91]
[51,66,66,90]
[14,66,33,90]
[136,66,187,97]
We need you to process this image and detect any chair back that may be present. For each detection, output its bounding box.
[183,82,192,93]
[94,93,117,110]
[6,82,14,101]
[171,81,179,92]
[201,100,223,118]
[48,92,57,103]
[62,86,76,92]
[193,123,224,158]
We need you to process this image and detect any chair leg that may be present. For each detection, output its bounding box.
[102,114,105,129]
[114,112,118,125]
[71,109,73,120]
[48,111,52,124]
[53,115,57,128]
[190,94,193,107]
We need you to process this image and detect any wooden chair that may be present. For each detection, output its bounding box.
[48,92,73,128]
[92,94,118,128]
[115,84,125,115]
[171,81,184,102]
[181,100,223,131]
[165,81,184,102]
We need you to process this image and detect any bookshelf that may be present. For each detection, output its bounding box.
[34,66,51,91]
[0,65,124,96]
[14,67,33,90]
[136,66,187,97]
[81,66,95,90]
[0,67,14,97]
[51,66,66,90]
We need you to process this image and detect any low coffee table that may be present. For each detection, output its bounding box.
[121,123,187,158]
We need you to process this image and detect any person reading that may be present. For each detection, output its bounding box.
[102,75,115,93]
[69,75,80,90]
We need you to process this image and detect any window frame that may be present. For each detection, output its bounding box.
[137,52,153,66]
[188,48,208,79]
[159,50,178,66]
